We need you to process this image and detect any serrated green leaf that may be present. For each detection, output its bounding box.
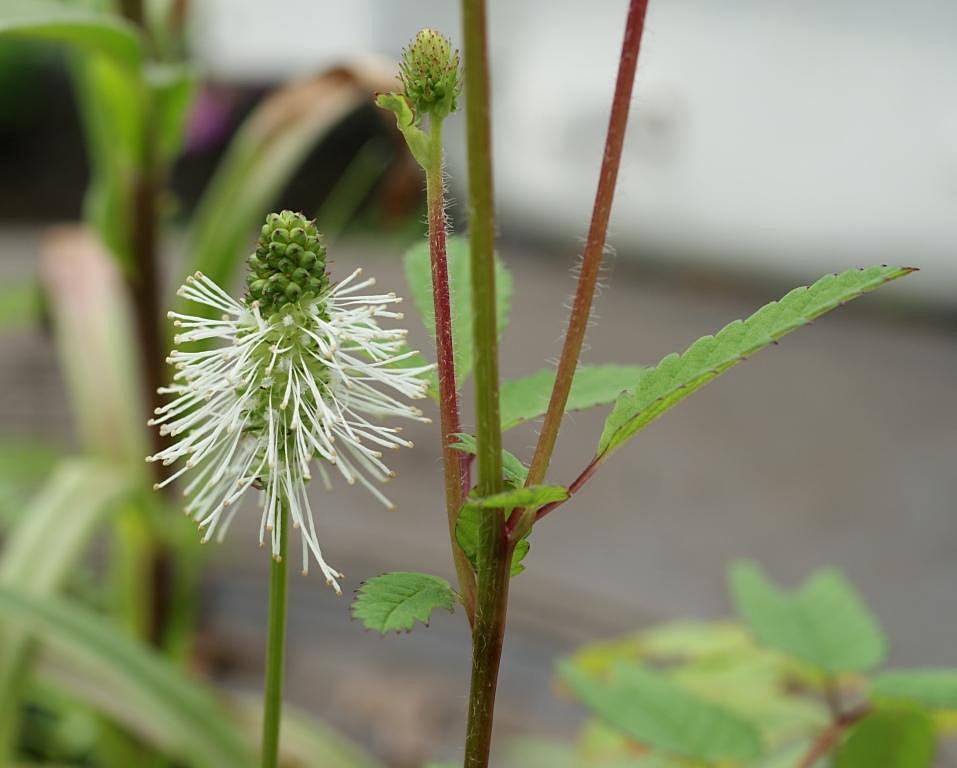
[835,708,935,768]
[455,504,530,577]
[450,434,528,487]
[871,670,957,710]
[598,266,915,458]
[0,2,143,72]
[468,485,568,511]
[0,589,255,767]
[500,365,645,431]
[559,661,762,762]
[730,561,886,674]
[375,92,429,168]
[352,572,456,634]
[403,236,513,385]
[455,485,565,578]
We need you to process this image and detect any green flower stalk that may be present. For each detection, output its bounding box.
[148,211,433,593]
[378,31,478,619]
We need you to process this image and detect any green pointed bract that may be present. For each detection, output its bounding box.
[245,210,329,318]
[399,28,461,120]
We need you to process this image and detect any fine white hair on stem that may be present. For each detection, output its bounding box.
[149,270,433,594]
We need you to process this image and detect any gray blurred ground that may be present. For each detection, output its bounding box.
[1,227,955,765]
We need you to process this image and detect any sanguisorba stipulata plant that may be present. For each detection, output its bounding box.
[146,3,918,767]
[150,210,432,768]
[350,2,918,767]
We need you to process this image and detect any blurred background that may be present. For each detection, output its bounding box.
[1,0,955,765]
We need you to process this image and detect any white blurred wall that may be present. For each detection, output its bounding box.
[191,0,957,304]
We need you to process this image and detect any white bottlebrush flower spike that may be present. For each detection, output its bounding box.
[148,211,432,593]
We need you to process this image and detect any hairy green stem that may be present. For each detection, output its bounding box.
[522,0,650,496]
[261,508,288,768]
[426,118,477,623]
[461,0,509,765]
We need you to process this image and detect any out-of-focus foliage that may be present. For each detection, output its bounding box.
[0,4,415,766]
[506,563,957,768]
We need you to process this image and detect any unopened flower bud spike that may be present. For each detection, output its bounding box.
[376,28,462,170]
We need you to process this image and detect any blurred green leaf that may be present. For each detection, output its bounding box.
[730,561,886,674]
[450,433,528,487]
[403,236,513,385]
[0,2,143,72]
[183,69,391,302]
[835,708,935,768]
[352,572,456,634]
[0,281,42,332]
[501,739,579,768]
[871,670,957,710]
[568,619,827,752]
[598,266,915,458]
[0,589,255,767]
[0,459,128,759]
[559,661,762,762]
[500,365,645,431]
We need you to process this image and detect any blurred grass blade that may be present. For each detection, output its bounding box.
[0,440,62,530]
[0,589,255,768]
[231,693,385,768]
[182,61,398,305]
[0,1,143,72]
[597,266,915,459]
[0,3,146,271]
[0,461,127,590]
[70,55,143,271]
[0,460,129,763]
[40,228,148,471]
[147,62,196,166]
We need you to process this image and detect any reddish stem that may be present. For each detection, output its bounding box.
[521,0,650,495]
[426,119,477,622]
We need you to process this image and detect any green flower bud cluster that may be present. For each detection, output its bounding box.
[399,28,461,120]
[246,210,328,316]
